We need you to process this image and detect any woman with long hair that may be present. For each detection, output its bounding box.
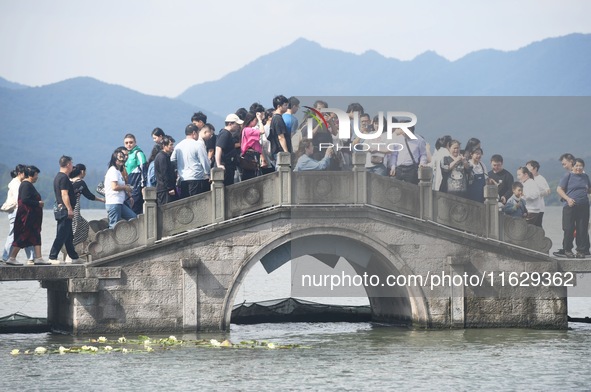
[431,135,452,191]
[240,111,266,180]
[462,137,481,160]
[5,166,49,265]
[105,150,136,229]
[70,163,105,248]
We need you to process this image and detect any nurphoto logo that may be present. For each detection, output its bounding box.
[302,107,418,152]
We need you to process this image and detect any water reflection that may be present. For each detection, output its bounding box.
[1,322,591,390]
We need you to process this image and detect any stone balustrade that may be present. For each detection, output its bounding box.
[88,152,551,261]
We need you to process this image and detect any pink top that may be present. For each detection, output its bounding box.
[241,127,262,155]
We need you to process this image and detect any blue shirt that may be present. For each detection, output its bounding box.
[390,134,428,167]
[559,172,591,205]
[282,113,299,135]
[294,154,331,172]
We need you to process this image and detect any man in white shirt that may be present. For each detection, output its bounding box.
[389,127,428,184]
[171,124,207,199]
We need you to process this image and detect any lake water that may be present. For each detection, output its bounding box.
[1,207,591,390]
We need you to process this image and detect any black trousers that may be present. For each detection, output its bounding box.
[562,203,590,252]
[526,212,543,227]
[130,190,144,215]
[157,190,178,205]
[180,180,211,199]
[223,166,236,186]
[49,217,78,260]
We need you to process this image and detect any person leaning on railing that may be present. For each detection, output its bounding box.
[104,150,136,229]
[294,139,334,172]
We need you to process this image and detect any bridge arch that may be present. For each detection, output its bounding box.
[221,227,430,329]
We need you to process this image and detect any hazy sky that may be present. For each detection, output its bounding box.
[1,0,590,97]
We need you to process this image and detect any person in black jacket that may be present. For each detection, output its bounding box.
[488,154,514,204]
[48,155,80,264]
[154,136,177,205]
[216,114,243,186]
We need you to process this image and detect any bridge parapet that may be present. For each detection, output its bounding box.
[368,173,419,217]
[433,191,486,236]
[87,152,551,261]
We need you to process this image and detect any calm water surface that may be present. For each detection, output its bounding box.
[1,208,591,390]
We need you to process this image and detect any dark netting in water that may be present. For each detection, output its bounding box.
[231,298,371,324]
[0,312,49,334]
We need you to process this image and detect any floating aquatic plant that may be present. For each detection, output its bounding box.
[9,335,307,355]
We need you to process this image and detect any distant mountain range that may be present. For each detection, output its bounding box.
[0,33,590,204]
[0,77,221,178]
[178,34,591,116]
[0,77,27,90]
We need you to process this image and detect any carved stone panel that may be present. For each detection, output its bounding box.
[434,193,485,236]
[368,174,419,217]
[159,193,212,238]
[293,171,355,204]
[226,175,277,218]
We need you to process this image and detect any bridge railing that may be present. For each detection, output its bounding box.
[88,152,551,260]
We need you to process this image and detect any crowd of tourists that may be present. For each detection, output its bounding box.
[1,97,590,265]
[1,157,104,265]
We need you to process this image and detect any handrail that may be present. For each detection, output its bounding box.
[87,152,552,261]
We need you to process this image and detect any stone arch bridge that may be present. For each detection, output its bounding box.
[2,153,582,334]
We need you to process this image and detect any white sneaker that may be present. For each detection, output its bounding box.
[69,258,83,264]
[6,257,23,266]
[49,259,64,265]
[27,259,35,265]
[34,258,52,265]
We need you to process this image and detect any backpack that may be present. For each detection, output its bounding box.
[147,161,156,187]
